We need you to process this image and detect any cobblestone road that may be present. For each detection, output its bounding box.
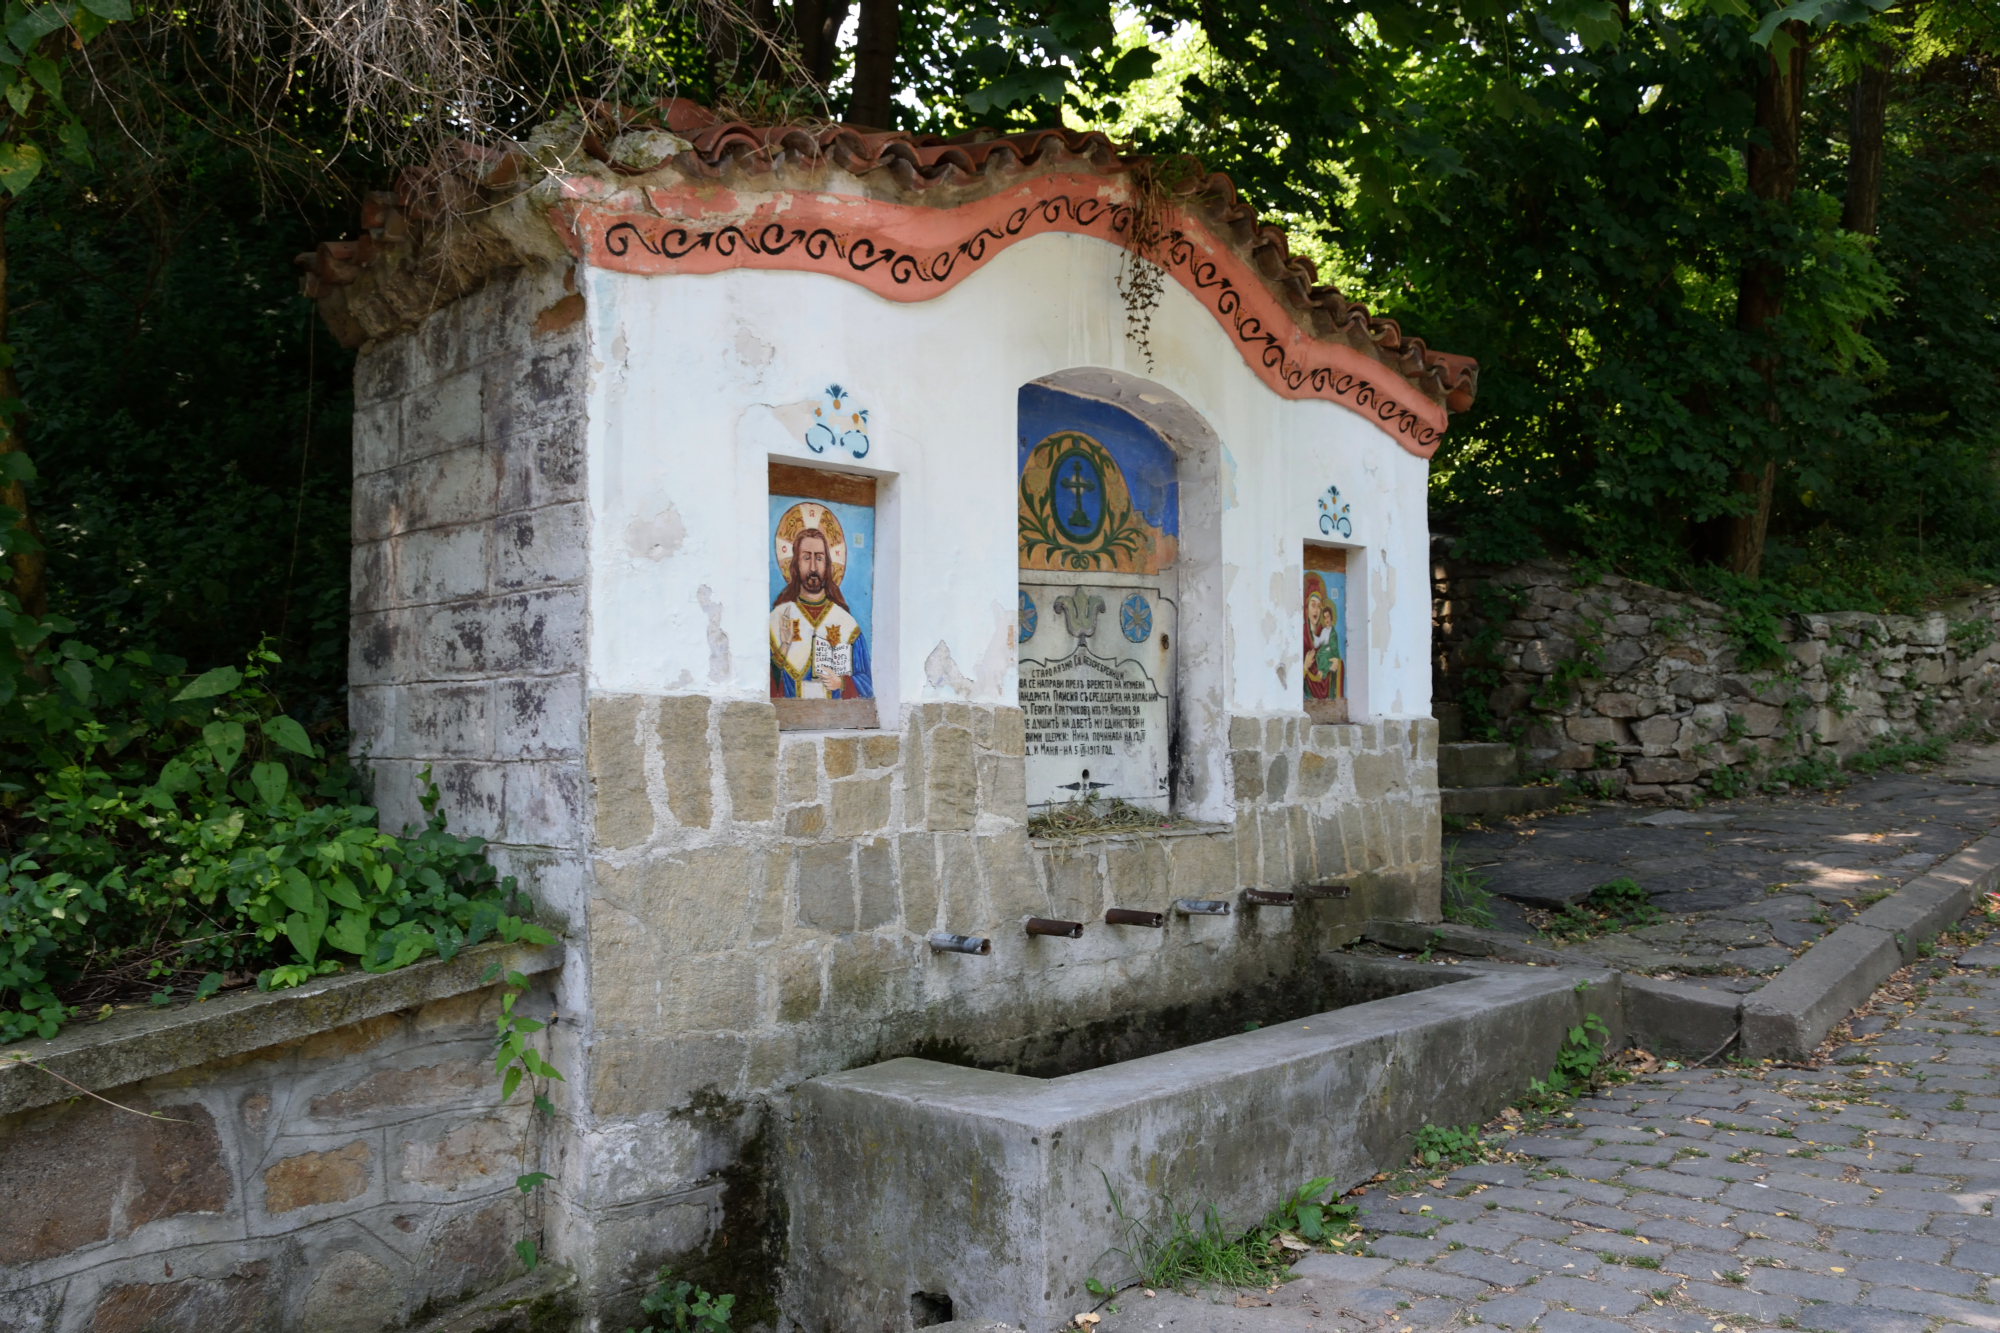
[1094,949,2000,1333]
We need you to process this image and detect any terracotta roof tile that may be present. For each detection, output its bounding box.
[623,101,1474,415]
[301,100,1477,442]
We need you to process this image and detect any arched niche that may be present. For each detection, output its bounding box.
[1014,369,1229,822]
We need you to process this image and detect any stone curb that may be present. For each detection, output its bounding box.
[1369,832,2000,1064]
[1738,924,1903,1062]
[0,939,563,1116]
[1624,974,1741,1061]
[1739,830,2000,1061]
[1363,919,1573,966]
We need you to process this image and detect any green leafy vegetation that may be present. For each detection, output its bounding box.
[1522,1013,1615,1109]
[0,644,550,1041]
[1114,1193,1272,1292]
[1540,880,1663,941]
[1265,1176,1355,1244]
[1098,1173,1360,1296]
[1765,730,1953,791]
[627,1268,736,1333]
[1413,1123,1485,1167]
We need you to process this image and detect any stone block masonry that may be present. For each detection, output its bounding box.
[0,967,559,1333]
[346,262,591,929]
[561,692,1443,1317]
[1435,556,2000,801]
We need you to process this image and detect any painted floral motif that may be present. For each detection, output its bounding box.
[1051,587,1107,640]
[1119,593,1153,643]
[805,384,871,459]
[1018,589,1037,643]
[1318,484,1352,537]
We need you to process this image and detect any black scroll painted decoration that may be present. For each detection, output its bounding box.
[598,201,1441,446]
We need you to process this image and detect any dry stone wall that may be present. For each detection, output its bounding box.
[1434,557,2000,801]
[0,978,556,1333]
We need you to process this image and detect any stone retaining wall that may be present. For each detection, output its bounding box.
[1433,557,2000,801]
[0,953,559,1333]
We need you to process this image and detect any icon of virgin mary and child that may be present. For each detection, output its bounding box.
[770,502,872,699]
[1303,571,1344,702]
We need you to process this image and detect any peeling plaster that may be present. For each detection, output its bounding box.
[625,504,687,561]
[974,600,1015,699]
[695,585,731,682]
[924,641,974,698]
[1372,555,1399,715]
[731,325,775,370]
[581,238,1434,719]
[1262,567,1287,645]
[768,399,821,439]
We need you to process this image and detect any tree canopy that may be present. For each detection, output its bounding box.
[0,0,1993,713]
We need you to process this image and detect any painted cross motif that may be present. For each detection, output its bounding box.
[1060,460,1098,532]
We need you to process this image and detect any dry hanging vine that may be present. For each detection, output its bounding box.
[1115,155,1208,372]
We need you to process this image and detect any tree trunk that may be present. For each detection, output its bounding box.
[745,0,779,84]
[1842,57,1890,236]
[795,0,852,88]
[847,0,899,128]
[1722,23,1806,580]
[0,198,44,618]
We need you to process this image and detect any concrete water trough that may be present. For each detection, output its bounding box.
[782,954,1623,1332]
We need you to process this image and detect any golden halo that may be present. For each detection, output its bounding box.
[774,502,848,586]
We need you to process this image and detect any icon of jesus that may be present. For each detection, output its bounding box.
[770,511,872,700]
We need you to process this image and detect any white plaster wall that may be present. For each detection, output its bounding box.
[581,229,1434,723]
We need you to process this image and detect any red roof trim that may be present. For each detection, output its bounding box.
[560,173,1449,454]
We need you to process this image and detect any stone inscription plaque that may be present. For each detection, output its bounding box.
[1019,579,1173,809]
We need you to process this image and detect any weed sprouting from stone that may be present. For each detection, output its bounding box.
[625,1268,735,1332]
[1520,1013,1615,1109]
[1094,1172,1358,1296]
[1539,880,1660,942]
[1442,845,1498,929]
[1413,1123,1485,1167]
